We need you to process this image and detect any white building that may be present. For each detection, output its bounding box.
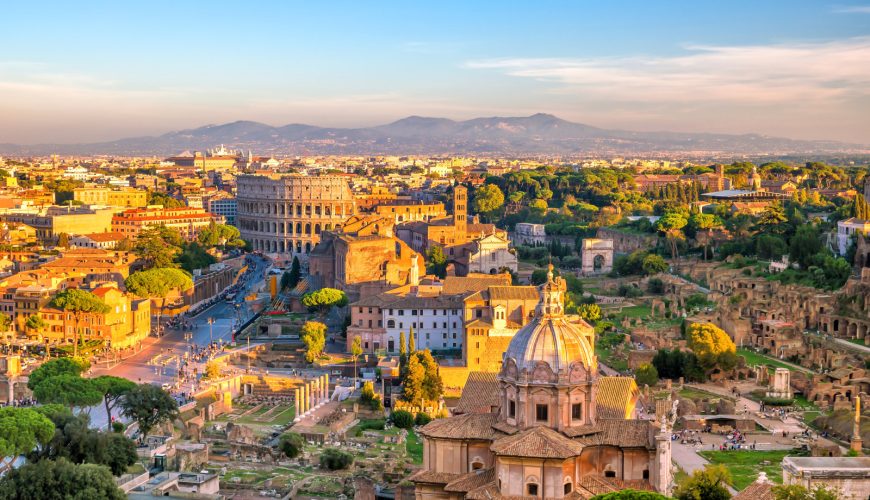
[467,233,518,274]
[382,296,465,353]
[836,218,870,256]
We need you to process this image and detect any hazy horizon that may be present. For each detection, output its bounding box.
[3,1,870,144]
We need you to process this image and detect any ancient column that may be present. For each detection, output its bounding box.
[312,379,320,407]
[323,374,329,402]
[294,387,300,421]
[851,396,864,454]
[305,382,311,413]
[321,375,327,401]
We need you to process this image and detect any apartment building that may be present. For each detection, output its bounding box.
[111,207,225,240]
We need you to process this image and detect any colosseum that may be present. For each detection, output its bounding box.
[236,174,356,258]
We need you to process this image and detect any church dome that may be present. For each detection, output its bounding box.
[503,265,597,375]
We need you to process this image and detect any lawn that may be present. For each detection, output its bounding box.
[406,430,423,464]
[611,305,651,319]
[847,337,868,347]
[678,387,730,401]
[737,349,812,374]
[698,449,803,490]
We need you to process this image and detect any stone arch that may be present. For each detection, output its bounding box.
[470,456,485,471]
[295,223,302,235]
[593,254,605,271]
[314,224,321,235]
[563,476,573,495]
[304,223,311,235]
[305,242,311,253]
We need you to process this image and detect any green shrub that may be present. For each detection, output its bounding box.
[391,410,414,429]
[319,447,354,470]
[760,396,794,406]
[414,413,432,426]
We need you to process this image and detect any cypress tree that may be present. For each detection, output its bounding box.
[408,326,416,353]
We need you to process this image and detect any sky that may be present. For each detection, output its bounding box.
[2,1,870,144]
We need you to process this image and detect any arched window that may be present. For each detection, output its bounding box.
[305,223,311,235]
[314,224,321,234]
[387,319,396,328]
[470,457,484,470]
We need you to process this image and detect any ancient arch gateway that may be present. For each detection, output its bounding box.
[581,238,614,275]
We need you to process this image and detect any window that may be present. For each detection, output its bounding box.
[604,471,616,478]
[508,400,516,417]
[527,483,538,496]
[535,404,548,422]
[387,319,395,328]
[643,470,650,480]
[398,310,404,316]
[564,482,572,494]
[411,310,417,316]
[572,403,582,420]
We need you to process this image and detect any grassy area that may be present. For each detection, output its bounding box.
[737,348,812,374]
[678,387,730,401]
[847,337,868,346]
[595,345,628,372]
[698,449,803,490]
[350,418,386,437]
[406,430,423,464]
[611,305,652,319]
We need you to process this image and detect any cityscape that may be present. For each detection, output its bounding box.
[0,2,869,500]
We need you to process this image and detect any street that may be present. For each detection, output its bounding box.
[87,255,271,429]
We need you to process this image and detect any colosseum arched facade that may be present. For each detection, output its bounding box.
[236,174,356,259]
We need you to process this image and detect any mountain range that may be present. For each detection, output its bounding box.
[1,114,866,156]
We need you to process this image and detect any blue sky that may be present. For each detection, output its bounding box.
[2,1,870,143]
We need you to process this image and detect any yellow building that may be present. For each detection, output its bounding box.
[35,283,151,350]
[73,187,149,208]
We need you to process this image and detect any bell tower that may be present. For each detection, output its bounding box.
[453,184,468,242]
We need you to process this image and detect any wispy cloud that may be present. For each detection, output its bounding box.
[833,5,870,13]
[465,37,870,105]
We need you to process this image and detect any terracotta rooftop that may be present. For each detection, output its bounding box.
[732,476,775,500]
[408,470,461,485]
[574,419,652,449]
[487,285,538,301]
[418,413,501,441]
[444,468,496,493]
[595,376,639,419]
[453,372,500,415]
[491,426,585,459]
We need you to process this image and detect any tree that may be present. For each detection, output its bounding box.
[49,288,111,358]
[635,363,659,387]
[197,223,245,249]
[772,484,840,500]
[758,202,788,232]
[788,225,823,269]
[301,288,348,316]
[27,357,89,391]
[642,254,668,275]
[0,458,126,500]
[852,192,870,220]
[282,256,301,290]
[24,314,48,353]
[673,464,731,500]
[56,232,70,249]
[577,303,601,323]
[319,448,354,470]
[591,491,670,500]
[686,323,736,371]
[360,381,383,410]
[402,355,426,404]
[278,432,304,459]
[133,226,182,269]
[300,321,327,363]
[351,335,363,387]
[29,412,137,476]
[32,374,104,410]
[92,376,136,424]
[689,213,722,260]
[125,268,193,337]
[408,326,416,353]
[0,407,55,473]
[203,360,221,379]
[120,384,179,442]
[402,350,442,404]
[391,410,414,429]
[656,212,688,260]
[425,246,448,279]
[472,184,505,217]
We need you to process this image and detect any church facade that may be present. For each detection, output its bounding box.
[410,266,673,499]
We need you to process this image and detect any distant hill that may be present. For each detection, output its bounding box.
[1,113,865,156]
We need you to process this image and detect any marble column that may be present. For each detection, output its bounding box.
[294,387,300,421]
[305,382,311,413]
[324,374,329,402]
[312,379,319,407]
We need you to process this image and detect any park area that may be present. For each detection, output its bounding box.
[698,449,807,490]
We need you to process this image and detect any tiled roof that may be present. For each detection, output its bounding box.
[575,476,653,497]
[408,470,461,485]
[595,376,639,420]
[487,285,538,301]
[441,274,511,295]
[444,468,495,493]
[454,372,500,415]
[733,478,775,500]
[418,413,501,441]
[574,419,652,449]
[465,482,500,500]
[491,426,584,459]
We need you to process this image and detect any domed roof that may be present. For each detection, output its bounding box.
[503,265,597,374]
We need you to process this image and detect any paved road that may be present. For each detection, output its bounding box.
[87,255,270,430]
